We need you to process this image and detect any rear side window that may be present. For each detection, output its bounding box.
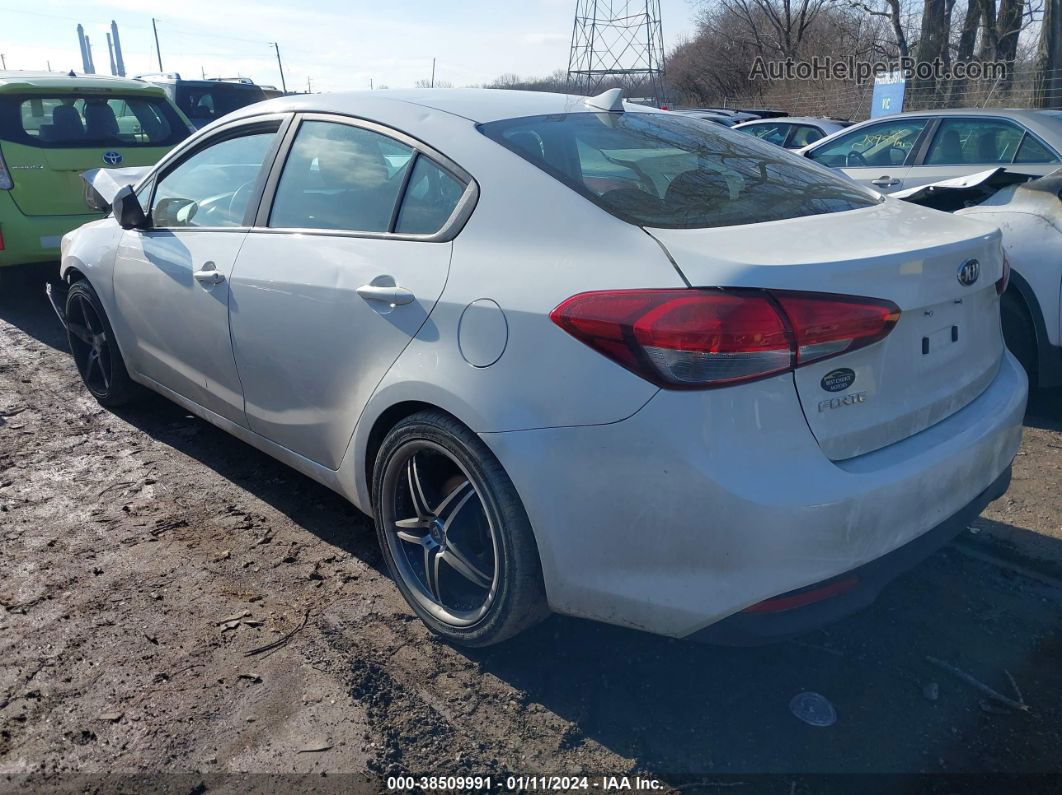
[269,120,414,232]
[0,94,189,148]
[1014,133,1060,164]
[395,156,465,234]
[924,118,1025,165]
[175,84,267,125]
[480,112,878,229]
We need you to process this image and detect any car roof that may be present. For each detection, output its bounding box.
[225,88,665,125]
[0,70,166,95]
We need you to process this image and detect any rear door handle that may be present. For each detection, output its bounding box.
[357,283,415,306]
[193,262,225,285]
[871,176,901,188]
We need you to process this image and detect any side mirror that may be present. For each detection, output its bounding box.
[112,185,148,230]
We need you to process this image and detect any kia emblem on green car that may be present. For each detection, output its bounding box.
[0,70,193,274]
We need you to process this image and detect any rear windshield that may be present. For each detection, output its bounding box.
[0,93,189,149]
[479,112,880,229]
[175,83,266,125]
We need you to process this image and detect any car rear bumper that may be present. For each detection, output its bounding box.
[0,193,101,268]
[482,351,1027,638]
[691,465,1011,645]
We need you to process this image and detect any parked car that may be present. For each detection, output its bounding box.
[0,71,192,273]
[955,171,1062,389]
[135,73,269,129]
[54,88,1026,647]
[669,109,739,127]
[734,116,850,149]
[800,108,1062,192]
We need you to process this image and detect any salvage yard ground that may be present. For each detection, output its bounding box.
[1,269,1061,786]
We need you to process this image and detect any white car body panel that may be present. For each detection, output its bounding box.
[58,89,1028,638]
[112,229,248,425]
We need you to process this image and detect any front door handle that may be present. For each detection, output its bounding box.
[193,262,225,286]
[871,176,901,188]
[357,283,415,306]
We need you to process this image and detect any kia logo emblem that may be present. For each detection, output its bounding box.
[102,151,123,166]
[957,259,980,287]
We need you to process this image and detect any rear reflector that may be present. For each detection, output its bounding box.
[0,227,4,251]
[550,288,900,389]
[742,576,859,614]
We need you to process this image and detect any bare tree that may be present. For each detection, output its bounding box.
[846,0,911,57]
[1034,0,1062,107]
[955,0,981,60]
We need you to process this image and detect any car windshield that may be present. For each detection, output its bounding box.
[479,112,879,229]
[0,93,189,148]
[174,83,267,124]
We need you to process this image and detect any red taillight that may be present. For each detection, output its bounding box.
[996,255,1011,296]
[550,288,900,389]
[773,292,900,366]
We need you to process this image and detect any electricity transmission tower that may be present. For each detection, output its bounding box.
[566,0,666,104]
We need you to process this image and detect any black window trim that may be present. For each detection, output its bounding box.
[910,114,1062,167]
[252,112,479,243]
[140,112,293,233]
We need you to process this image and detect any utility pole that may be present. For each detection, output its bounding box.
[0,54,6,70]
[271,42,288,94]
[152,18,163,71]
[431,57,436,88]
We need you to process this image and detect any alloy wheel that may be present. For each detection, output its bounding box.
[381,440,500,627]
[67,292,112,395]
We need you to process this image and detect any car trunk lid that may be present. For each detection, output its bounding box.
[1,141,168,216]
[648,201,1006,460]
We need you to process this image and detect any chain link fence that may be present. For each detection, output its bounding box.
[698,65,1062,121]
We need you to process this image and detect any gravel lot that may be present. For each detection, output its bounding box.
[1,270,1061,789]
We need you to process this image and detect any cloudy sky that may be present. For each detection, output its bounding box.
[0,0,699,92]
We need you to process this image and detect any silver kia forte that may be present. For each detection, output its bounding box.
[57,88,1026,646]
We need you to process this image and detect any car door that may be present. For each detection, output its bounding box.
[111,117,286,426]
[904,116,1062,190]
[805,117,930,191]
[740,122,791,147]
[228,115,474,469]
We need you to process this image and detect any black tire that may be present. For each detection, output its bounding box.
[372,410,549,646]
[1002,291,1038,389]
[65,279,143,407]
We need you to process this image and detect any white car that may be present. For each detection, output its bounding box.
[56,88,1026,646]
[956,171,1062,388]
[800,109,1062,193]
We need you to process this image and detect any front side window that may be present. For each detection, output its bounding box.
[152,128,277,227]
[269,120,414,232]
[0,94,189,148]
[808,118,928,168]
[480,112,878,229]
[924,118,1025,165]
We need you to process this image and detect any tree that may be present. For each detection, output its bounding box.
[955,0,981,61]
[1035,0,1062,107]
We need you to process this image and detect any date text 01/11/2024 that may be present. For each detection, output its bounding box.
[385,775,664,790]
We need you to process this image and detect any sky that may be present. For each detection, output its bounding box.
[0,0,699,92]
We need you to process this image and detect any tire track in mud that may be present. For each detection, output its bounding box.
[0,287,635,780]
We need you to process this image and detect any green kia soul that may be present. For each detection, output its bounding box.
[0,72,192,271]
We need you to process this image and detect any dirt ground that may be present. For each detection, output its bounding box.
[1,269,1061,791]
